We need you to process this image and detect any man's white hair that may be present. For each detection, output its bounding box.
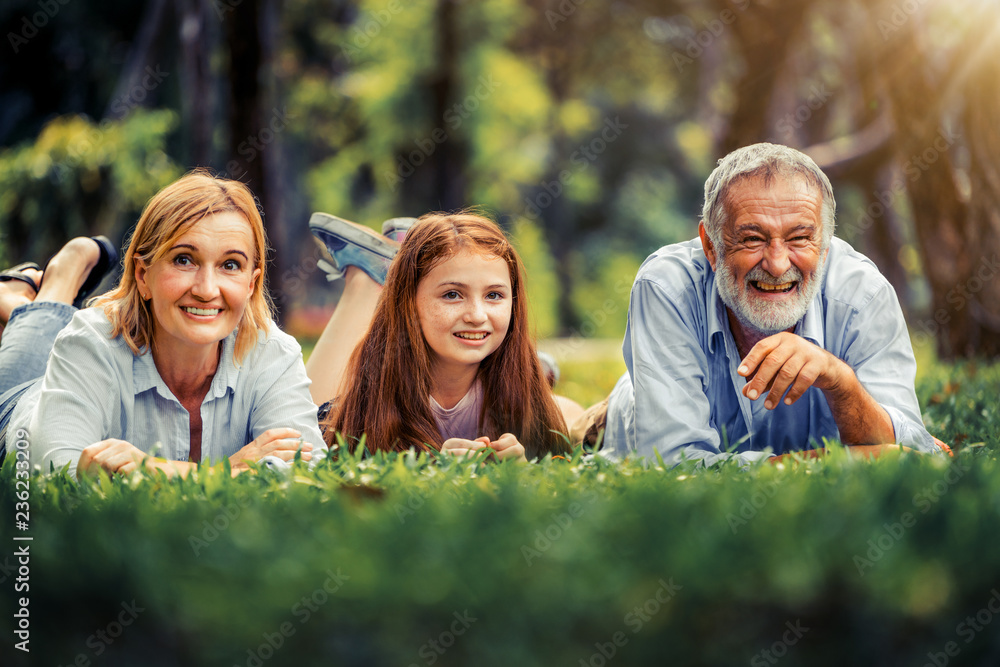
[701,143,836,251]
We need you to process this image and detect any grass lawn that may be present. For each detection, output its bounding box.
[3,335,999,666]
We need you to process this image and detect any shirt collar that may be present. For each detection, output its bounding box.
[794,289,825,348]
[132,329,241,400]
[706,271,728,354]
[210,331,240,398]
[132,348,161,396]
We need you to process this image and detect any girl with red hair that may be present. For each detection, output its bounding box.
[306,211,577,460]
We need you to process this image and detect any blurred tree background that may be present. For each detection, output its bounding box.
[1,0,998,358]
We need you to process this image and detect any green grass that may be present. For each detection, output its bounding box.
[2,343,999,666]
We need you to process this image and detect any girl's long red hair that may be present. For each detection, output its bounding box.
[323,212,570,458]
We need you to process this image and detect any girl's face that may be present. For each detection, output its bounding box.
[415,248,513,374]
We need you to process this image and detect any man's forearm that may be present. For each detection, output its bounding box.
[822,361,896,445]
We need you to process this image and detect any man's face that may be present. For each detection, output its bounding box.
[702,176,829,337]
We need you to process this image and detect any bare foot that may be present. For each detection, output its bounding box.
[35,237,102,305]
[0,268,41,325]
[554,394,585,426]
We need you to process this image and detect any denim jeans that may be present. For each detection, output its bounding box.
[0,301,77,459]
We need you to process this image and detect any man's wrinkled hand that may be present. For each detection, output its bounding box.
[738,332,847,409]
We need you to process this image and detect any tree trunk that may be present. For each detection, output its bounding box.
[533,15,579,336]
[224,0,264,204]
[878,16,969,359]
[550,220,579,337]
[834,6,910,308]
[429,0,465,211]
[177,0,214,166]
[261,0,290,319]
[958,30,1000,357]
[714,0,810,154]
[223,0,289,323]
[103,0,170,120]
[859,169,911,310]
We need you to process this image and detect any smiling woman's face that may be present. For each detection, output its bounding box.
[136,211,261,358]
[415,248,513,374]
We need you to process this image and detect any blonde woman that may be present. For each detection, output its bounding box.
[0,171,322,477]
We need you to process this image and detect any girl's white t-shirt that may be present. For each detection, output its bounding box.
[430,380,484,442]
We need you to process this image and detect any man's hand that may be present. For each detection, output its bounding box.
[230,428,313,471]
[738,331,895,445]
[738,332,847,409]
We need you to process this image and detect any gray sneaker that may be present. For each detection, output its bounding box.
[381,217,419,244]
[309,212,399,285]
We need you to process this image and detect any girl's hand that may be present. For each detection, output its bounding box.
[441,436,491,458]
[487,433,527,462]
[441,435,526,462]
[78,439,149,477]
[230,428,314,470]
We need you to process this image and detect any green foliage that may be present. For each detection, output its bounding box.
[510,216,559,338]
[3,360,999,666]
[569,251,638,340]
[918,361,1000,449]
[550,347,627,409]
[5,0,994,348]
[0,111,181,263]
[278,0,704,331]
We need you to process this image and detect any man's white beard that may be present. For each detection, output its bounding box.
[715,253,827,337]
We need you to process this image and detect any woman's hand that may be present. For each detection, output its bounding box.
[78,439,149,477]
[79,440,203,478]
[230,428,314,470]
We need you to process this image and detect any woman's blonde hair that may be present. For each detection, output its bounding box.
[96,170,273,362]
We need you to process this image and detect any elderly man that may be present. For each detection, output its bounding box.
[600,143,938,465]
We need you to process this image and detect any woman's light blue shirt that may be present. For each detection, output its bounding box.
[15,308,324,476]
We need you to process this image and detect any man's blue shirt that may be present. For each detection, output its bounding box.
[603,236,935,465]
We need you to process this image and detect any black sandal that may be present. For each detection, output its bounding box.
[35,237,120,308]
[0,262,41,293]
